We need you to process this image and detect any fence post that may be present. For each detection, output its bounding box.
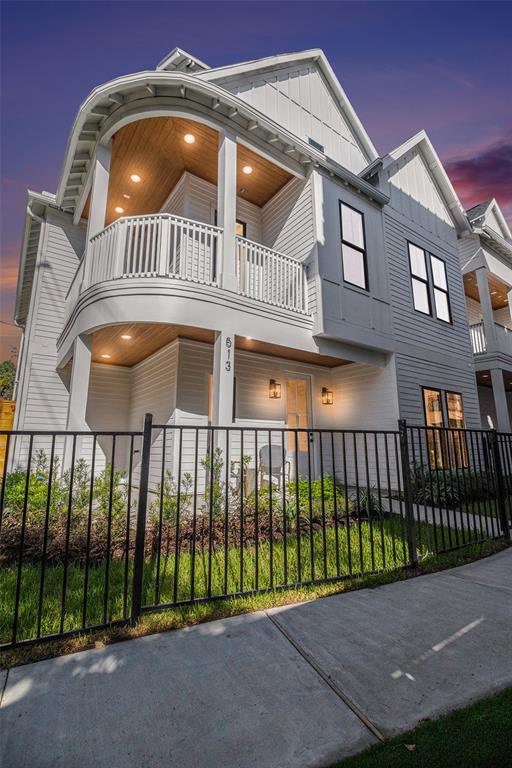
[131,412,153,624]
[398,419,418,565]
[487,429,511,540]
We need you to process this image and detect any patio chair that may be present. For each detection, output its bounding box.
[258,444,291,487]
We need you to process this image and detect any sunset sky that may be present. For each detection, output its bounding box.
[1,0,511,359]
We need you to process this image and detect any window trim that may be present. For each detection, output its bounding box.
[339,200,369,291]
[421,386,445,428]
[407,241,452,324]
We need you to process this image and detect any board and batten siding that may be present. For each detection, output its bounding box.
[215,62,368,173]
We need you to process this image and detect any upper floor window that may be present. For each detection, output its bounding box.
[340,202,368,290]
[408,243,451,323]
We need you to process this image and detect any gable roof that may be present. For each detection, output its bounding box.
[382,130,470,233]
[195,48,378,163]
[467,198,511,242]
[156,47,210,73]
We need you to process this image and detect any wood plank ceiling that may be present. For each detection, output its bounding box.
[84,117,293,224]
[90,323,350,368]
[463,272,509,310]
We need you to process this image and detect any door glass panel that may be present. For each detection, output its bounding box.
[287,379,310,454]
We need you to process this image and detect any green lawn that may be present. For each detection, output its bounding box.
[0,517,446,645]
[331,687,512,768]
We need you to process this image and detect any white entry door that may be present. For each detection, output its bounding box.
[286,376,313,478]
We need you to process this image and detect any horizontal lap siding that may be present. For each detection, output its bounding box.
[16,215,84,436]
[130,342,179,491]
[262,177,316,315]
[384,212,474,361]
[395,353,480,428]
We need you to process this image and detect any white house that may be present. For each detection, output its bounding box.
[12,47,497,478]
[458,199,512,432]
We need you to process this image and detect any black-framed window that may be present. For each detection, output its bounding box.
[408,243,452,323]
[340,202,368,290]
[445,390,468,467]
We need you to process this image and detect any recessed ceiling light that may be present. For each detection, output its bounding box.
[114,206,124,214]
[101,354,111,359]
[120,334,132,340]
[242,165,253,174]
[184,133,195,144]
[130,174,141,183]
[123,193,131,199]
[482,374,489,378]
[491,290,497,295]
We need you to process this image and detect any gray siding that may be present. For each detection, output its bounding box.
[395,353,480,428]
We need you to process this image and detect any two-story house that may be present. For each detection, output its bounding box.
[12,47,484,476]
[459,199,512,431]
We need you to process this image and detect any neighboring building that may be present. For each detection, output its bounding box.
[459,199,512,431]
[11,47,496,474]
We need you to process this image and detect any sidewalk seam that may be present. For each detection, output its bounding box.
[444,572,512,594]
[265,611,385,744]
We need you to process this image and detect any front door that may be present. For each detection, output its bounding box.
[286,376,313,478]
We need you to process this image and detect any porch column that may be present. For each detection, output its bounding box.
[490,368,511,433]
[86,143,111,241]
[64,335,92,467]
[507,288,512,325]
[217,130,238,292]
[212,330,235,426]
[475,267,497,350]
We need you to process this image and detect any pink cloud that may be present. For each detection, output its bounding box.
[445,131,512,225]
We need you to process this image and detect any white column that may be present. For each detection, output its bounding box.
[475,267,497,349]
[490,368,511,433]
[63,335,92,469]
[217,130,237,292]
[86,143,111,241]
[212,331,235,426]
[507,288,512,325]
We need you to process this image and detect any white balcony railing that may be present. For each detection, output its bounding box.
[235,236,308,314]
[83,214,222,289]
[72,214,309,317]
[470,322,486,354]
[470,321,512,356]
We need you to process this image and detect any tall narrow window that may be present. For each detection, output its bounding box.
[408,243,452,323]
[446,391,468,467]
[422,387,445,469]
[340,202,368,290]
[409,244,431,315]
[431,255,451,323]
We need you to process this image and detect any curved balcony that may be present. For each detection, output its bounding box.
[71,213,308,316]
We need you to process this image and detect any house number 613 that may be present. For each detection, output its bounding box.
[225,335,232,372]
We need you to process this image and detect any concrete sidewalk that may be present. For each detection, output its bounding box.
[1,549,511,768]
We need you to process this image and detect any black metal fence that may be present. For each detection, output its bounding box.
[0,417,510,649]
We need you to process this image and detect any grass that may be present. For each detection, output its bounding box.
[330,686,512,768]
[0,534,507,670]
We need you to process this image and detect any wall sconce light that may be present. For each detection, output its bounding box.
[269,379,281,399]
[322,387,333,405]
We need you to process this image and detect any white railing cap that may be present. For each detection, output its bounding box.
[90,212,223,241]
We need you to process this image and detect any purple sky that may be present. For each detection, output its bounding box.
[1,0,511,358]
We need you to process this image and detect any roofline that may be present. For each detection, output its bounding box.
[55,69,387,214]
[196,48,379,163]
[14,190,59,327]
[382,129,471,234]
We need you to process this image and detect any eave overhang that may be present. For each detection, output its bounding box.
[56,69,387,220]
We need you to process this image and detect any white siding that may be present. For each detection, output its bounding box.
[161,172,263,243]
[86,363,132,469]
[387,149,455,243]
[15,212,85,433]
[494,306,512,328]
[217,62,368,172]
[262,177,314,261]
[466,297,482,325]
